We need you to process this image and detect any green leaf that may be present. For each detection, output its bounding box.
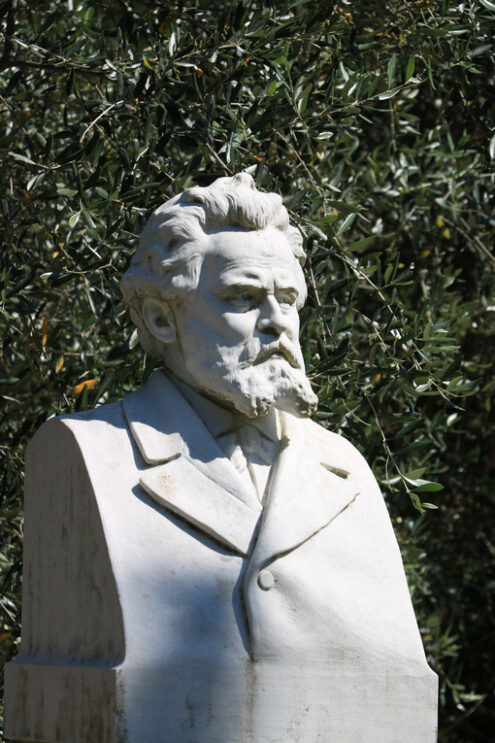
[348,236,377,252]
[336,213,357,235]
[404,477,444,492]
[387,55,397,87]
[296,83,312,114]
[375,86,402,100]
[274,56,292,72]
[267,79,279,96]
[405,55,415,82]
[403,468,427,480]
[8,151,36,166]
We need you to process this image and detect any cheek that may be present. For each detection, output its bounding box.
[285,311,300,337]
[213,312,257,342]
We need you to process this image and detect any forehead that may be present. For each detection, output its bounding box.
[200,228,305,289]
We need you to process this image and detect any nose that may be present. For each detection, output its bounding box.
[256,296,288,337]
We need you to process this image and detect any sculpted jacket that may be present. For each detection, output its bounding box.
[5,371,438,743]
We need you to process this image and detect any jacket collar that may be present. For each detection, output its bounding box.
[122,371,262,556]
[250,411,359,566]
[122,371,359,560]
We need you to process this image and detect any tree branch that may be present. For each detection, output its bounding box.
[0,56,105,76]
[0,0,17,70]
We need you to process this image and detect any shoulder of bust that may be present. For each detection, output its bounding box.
[286,414,379,486]
[58,398,126,433]
[29,398,127,453]
[288,414,359,451]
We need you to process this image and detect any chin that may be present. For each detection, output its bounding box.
[199,360,318,420]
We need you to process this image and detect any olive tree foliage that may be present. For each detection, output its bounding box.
[0,0,494,740]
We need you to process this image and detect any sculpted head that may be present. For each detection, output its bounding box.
[121,173,318,419]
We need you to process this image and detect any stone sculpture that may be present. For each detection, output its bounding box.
[4,173,438,742]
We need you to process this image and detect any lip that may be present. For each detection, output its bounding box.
[253,348,298,367]
[254,351,286,363]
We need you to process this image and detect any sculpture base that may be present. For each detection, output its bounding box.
[4,662,123,743]
[5,658,438,743]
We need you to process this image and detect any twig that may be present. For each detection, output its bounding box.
[0,0,17,71]
[204,141,232,174]
[80,100,124,143]
[0,597,18,626]
[275,129,324,197]
[307,257,333,344]
[0,56,110,77]
[1,35,111,77]
[479,531,495,558]
[453,216,495,270]
[333,246,399,325]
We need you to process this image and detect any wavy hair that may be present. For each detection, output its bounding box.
[121,173,306,356]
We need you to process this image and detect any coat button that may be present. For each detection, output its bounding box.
[257,569,275,591]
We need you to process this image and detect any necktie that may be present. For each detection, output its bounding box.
[217,424,277,502]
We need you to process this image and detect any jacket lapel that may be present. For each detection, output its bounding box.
[122,371,261,556]
[122,372,359,562]
[252,412,360,566]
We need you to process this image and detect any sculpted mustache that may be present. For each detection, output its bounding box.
[252,342,301,369]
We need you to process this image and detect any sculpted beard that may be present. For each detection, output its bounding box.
[195,338,318,419]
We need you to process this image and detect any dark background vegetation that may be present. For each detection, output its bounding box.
[1,1,494,741]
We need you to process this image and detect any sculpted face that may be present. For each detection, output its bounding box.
[146,227,318,418]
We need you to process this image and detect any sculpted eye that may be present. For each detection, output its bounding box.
[218,286,261,310]
[238,291,257,302]
[277,291,297,307]
[229,291,259,309]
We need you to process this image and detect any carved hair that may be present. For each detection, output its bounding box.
[121,173,306,355]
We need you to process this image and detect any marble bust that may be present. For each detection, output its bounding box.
[4,173,438,742]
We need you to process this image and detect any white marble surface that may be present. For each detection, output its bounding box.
[5,174,438,742]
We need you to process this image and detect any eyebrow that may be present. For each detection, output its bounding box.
[215,282,301,302]
[215,282,263,295]
[219,271,298,287]
[217,269,303,299]
[219,270,263,283]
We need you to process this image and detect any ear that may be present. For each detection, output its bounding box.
[142,297,177,344]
